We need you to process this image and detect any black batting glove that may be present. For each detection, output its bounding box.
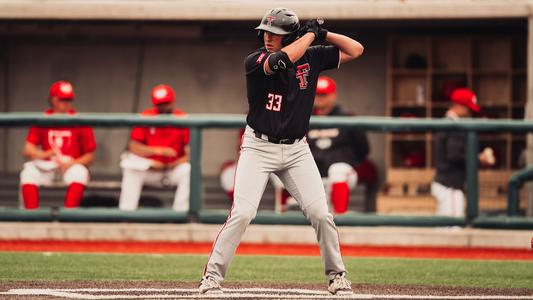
[299,19,321,38]
[317,29,328,43]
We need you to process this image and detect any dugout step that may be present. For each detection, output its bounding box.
[0,207,53,222]
[472,215,533,230]
[334,212,466,227]
[199,210,466,227]
[57,208,188,223]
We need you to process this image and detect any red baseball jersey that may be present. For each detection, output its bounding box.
[26,109,97,159]
[131,108,190,164]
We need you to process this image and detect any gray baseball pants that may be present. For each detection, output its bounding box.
[203,125,346,283]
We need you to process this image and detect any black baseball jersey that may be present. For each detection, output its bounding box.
[244,45,340,139]
[308,106,369,177]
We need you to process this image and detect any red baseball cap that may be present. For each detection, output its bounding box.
[451,88,480,113]
[151,84,175,105]
[49,81,74,100]
[316,76,336,95]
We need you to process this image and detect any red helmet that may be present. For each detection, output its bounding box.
[49,81,74,100]
[451,88,480,113]
[151,84,175,105]
[316,76,336,95]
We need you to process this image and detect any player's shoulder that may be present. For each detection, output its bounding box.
[172,108,187,117]
[333,106,353,116]
[43,108,77,115]
[140,108,158,116]
[245,47,268,68]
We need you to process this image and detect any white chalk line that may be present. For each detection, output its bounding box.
[1,288,532,299]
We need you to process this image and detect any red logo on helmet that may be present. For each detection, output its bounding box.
[266,16,276,26]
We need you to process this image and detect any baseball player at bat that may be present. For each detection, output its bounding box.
[118,84,191,212]
[431,87,495,217]
[19,81,96,209]
[200,8,363,295]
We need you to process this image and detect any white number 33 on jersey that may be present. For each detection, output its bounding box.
[266,93,283,112]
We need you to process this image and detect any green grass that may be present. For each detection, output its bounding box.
[0,252,532,289]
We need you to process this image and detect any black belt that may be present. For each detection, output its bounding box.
[253,130,300,144]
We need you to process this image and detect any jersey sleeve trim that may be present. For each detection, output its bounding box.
[263,53,274,75]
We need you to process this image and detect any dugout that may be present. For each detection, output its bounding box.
[0,1,532,218]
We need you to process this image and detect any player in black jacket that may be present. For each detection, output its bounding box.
[200,7,363,296]
[307,76,372,214]
[431,87,495,216]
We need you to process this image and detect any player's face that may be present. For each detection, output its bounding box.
[452,104,471,118]
[156,102,174,114]
[264,31,283,52]
[313,93,336,113]
[50,97,72,113]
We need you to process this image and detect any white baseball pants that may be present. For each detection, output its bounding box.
[430,181,465,217]
[20,160,90,186]
[119,161,191,212]
[204,126,346,283]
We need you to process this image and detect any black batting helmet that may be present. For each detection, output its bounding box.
[255,8,300,46]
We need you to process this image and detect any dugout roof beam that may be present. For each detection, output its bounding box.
[0,0,532,21]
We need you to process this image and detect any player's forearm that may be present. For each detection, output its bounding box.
[73,152,95,166]
[326,32,364,63]
[169,147,189,167]
[129,140,156,157]
[282,33,315,63]
[23,142,47,160]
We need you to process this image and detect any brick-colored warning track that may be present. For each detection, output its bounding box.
[0,240,532,260]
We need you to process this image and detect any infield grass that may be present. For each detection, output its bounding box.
[0,252,531,289]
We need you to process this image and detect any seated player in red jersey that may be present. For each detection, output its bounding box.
[20,80,96,209]
[118,84,190,211]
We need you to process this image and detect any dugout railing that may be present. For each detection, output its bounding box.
[0,113,532,229]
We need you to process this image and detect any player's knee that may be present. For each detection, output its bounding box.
[219,163,236,192]
[64,164,89,185]
[305,201,331,223]
[20,162,42,185]
[327,162,352,183]
[231,200,257,224]
[122,167,144,179]
[171,162,191,183]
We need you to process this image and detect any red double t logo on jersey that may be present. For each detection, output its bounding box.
[296,63,310,90]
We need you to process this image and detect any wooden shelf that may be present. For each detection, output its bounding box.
[431,69,468,75]
[391,134,427,142]
[386,34,526,202]
[391,69,427,76]
[472,69,510,76]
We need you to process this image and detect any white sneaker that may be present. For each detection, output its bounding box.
[198,276,223,294]
[328,272,353,295]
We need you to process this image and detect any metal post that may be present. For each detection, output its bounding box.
[507,167,533,216]
[466,131,479,223]
[507,178,520,216]
[189,127,202,218]
[525,17,533,217]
